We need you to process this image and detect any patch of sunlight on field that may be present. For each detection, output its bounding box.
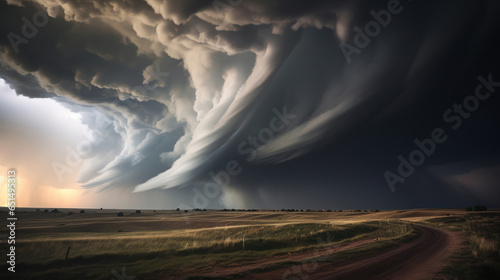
[20,221,416,269]
[4,208,465,279]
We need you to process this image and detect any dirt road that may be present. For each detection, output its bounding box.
[247,224,461,280]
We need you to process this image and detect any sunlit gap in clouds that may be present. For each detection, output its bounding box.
[0,79,197,209]
[0,78,93,208]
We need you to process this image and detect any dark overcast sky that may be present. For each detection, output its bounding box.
[1,0,499,209]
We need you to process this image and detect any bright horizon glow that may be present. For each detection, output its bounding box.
[0,79,94,208]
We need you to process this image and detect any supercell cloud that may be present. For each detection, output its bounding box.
[1,0,499,209]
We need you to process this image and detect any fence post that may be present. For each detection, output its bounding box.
[65,246,71,262]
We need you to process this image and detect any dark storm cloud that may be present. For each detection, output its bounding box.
[1,0,499,208]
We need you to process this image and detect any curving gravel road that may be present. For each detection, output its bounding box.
[244,224,461,280]
[311,224,460,280]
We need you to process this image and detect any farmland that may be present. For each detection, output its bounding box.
[1,208,498,279]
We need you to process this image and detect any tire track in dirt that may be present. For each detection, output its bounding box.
[247,224,461,280]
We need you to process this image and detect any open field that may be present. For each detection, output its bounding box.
[1,208,499,279]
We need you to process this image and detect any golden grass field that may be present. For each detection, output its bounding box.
[1,208,499,279]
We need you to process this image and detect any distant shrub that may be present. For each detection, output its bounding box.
[43,209,48,213]
[51,209,60,213]
[67,212,73,215]
[176,208,180,211]
[135,210,141,214]
[80,210,85,214]
[184,210,188,213]
[203,209,207,211]
[465,207,473,211]
[35,209,40,212]
[338,210,342,212]
[117,212,124,217]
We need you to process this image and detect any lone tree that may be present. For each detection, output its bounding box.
[117,212,124,217]
[135,210,141,214]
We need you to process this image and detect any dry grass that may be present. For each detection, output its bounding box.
[2,208,492,280]
[426,212,500,279]
[470,235,499,259]
[16,222,397,264]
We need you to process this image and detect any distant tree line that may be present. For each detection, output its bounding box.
[34,208,383,214]
[221,209,258,212]
[36,209,87,214]
[465,205,487,211]
[273,209,380,212]
[175,208,381,212]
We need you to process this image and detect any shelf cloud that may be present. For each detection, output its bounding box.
[1,0,499,209]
